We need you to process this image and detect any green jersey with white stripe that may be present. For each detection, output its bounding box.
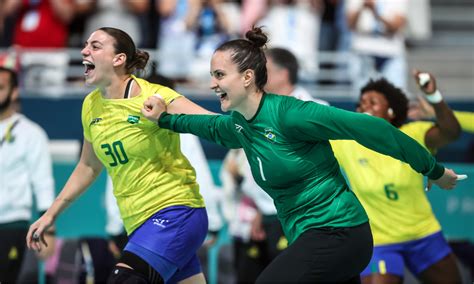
[160,93,444,244]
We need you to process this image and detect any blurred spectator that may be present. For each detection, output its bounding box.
[191,0,235,81]
[77,0,148,47]
[0,0,16,47]
[265,47,329,105]
[156,0,201,81]
[196,0,232,59]
[346,0,408,90]
[257,0,323,81]
[405,0,432,43]
[3,0,74,47]
[0,66,55,283]
[319,0,350,52]
[240,0,267,35]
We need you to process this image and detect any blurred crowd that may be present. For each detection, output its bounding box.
[0,0,432,91]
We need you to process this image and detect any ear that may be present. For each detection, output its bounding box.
[243,69,254,87]
[387,107,395,118]
[113,53,127,67]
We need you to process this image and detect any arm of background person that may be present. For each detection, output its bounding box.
[413,71,461,149]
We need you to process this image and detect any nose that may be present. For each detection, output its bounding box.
[81,46,89,57]
[209,76,217,90]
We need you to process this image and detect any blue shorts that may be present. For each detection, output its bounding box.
[361,231,452,277]
[124,206,208,283]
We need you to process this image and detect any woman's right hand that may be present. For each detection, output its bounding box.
[26,214,54,252]
[141,95,167,123]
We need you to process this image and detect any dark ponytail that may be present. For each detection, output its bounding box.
[99,27,150,74]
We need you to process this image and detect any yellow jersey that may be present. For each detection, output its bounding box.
[331,121,441,245]
[81,76,205,234]
[454,111,474,133]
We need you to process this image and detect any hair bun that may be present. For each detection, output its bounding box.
[245,26,268,49]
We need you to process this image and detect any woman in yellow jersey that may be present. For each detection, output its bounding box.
[26,27,213,284]
[331,72,463,284]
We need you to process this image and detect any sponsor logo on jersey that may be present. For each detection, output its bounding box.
[235,124,244,133]
[89,117,102,126]
[264,127,276,142]
[127,115,140,124]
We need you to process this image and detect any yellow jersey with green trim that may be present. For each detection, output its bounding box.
[454,111,474,133]
[81,76,205,235]
[331,121,441,245]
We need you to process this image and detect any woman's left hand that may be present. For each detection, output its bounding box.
[427,168,467,191]
[141,95,167,123]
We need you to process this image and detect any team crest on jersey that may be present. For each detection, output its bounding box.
[127,115,140,124]
[89,117,102,126]
[264,127,276,142]
[358,158,368,166]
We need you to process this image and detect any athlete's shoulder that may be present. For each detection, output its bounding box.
[135,77,181,102]
[83,88,101,105]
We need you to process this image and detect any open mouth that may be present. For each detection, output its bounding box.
[82,61,95,76]
[215,91,228,100]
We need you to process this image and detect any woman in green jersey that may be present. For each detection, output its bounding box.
[141,27,463,283]
[26,27,213,284]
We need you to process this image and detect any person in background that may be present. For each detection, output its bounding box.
[346,0,408,90]
[265,47,328,105]
[141,27,462,283]
[2,0,74,47]
[0,66,55,283]
[331,71,463,284]
[26,27,213,284]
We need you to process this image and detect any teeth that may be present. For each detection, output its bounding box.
[82,61,94,67]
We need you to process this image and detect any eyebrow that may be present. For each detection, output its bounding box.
[85,40,103,46]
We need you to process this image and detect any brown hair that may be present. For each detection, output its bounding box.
[216,27,269,92]
[99,27,149,74]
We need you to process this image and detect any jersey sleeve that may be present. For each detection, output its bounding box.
[284,100,444,180]
[150,85,182,105]
[159,113,242,149]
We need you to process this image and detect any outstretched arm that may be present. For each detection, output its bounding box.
[26,140,103,252]
[284,100,463,190]
[142,96,241,148]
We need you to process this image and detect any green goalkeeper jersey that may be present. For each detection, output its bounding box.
[159,93,444,244]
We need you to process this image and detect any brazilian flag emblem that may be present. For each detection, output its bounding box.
[264,127,276,142]
[127,115,140,124]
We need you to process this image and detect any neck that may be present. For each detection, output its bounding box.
[0,107,15,121]
[238,91,264,120]
[100,75,132,99]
